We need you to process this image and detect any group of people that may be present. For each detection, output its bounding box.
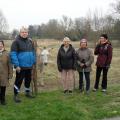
[57,34,112,94]
[0,26,112,105]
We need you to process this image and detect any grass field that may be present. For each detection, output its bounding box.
[0,39,120,120]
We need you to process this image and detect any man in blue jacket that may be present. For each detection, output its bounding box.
[10,27,36,103]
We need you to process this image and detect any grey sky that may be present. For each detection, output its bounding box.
[0,0,115,31]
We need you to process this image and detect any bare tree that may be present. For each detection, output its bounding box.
[91,9,104,31]
[0,10,8,32]
[12,29,19,39]
[111,0,120,15]
[102,15,115,33]
[43,19,64,39]
[60,15,74,31]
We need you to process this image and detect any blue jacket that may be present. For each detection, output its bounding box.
[10,35,36,68]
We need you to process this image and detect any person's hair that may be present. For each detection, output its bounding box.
[100,34,108,39]
[63,37,71,42]
[20,26,28,33]
[0,40,4,46]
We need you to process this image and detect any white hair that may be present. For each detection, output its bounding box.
[63,37,71,42]
[20,26,28,32]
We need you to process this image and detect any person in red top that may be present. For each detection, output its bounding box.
[93,34,112,92]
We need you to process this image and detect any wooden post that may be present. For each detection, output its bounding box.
[31,39,38,95]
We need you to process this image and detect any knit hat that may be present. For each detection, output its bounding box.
[80,39,87,45]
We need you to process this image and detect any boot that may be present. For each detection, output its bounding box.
[63,90,68,94]
[14,94,21,103]
[1,99,6,105]
[25,92,34,98]
[0,86,6,105]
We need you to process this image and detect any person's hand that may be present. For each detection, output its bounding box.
[58,68,62,72]
[73,66,76,71]
[105,64,110,68]
[80,63,85,67]
[96,39,101,45]
[83,64,87,68]
[16,67,21,73]
[80,63,86,68]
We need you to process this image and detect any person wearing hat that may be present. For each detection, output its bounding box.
[57,37,76,93]
[93,34,112,92]
[0,40,13,105]
[10,27,36,103]
[76,39,94,94]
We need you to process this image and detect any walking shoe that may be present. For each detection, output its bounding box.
[25,92,34,98]
[63,90,68,94]
[79,89,83,93]
[102,89,106,92]
[86,90,90,95]
[68,90,73,93]
[14,95,21,103]
[92,88,97,92]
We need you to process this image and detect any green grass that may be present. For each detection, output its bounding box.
[1,85,120,120]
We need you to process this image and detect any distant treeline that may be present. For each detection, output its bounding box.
[11,16,120,41]
[0,1,120,41]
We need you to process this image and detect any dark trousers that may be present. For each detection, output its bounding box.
[94,67,109,89]
[0,86,6,102]
[14,69,32,95]
[79,72,90,91]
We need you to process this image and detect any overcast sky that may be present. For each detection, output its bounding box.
[0,0,115,31]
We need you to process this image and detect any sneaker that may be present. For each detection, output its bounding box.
[14,95,21,103]
[92,88,97,92]
[102,89,106,92]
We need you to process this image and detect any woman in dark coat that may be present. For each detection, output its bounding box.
[93,34,112,92]
[57,37,76,93]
